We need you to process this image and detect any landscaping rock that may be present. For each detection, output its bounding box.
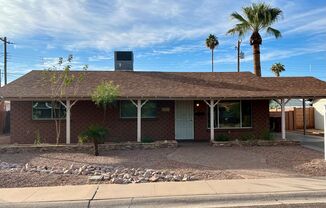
[110,178,124,184]
[149,174,160,182]
[0,160,198,184]
[182,174,190,181]
[88,175,104,182]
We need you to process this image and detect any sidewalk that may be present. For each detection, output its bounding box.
[1,177,326,207]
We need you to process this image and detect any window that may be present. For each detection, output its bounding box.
[241,101,252,127]
[32,101,66,120]
[219,101,241,128]
[208,101,252,128]
[120,101,157,118]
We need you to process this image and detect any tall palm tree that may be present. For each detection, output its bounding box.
[227,3,282,76]
[271,62,285,77]
[206,34,219,72]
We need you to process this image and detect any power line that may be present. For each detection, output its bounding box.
[0,37,14,86]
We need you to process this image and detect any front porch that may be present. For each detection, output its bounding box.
[9,99,272,144]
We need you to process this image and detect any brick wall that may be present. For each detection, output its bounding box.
[10,99,269,144]
[194,100,270,141]
[11,100,175,144]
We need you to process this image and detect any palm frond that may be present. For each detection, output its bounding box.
[230,12,248,24]
[227,2,282,39]
[266,27,282,38]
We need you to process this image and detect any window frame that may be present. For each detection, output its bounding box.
[32,101,66,121]
[120,100,158,119]
[207,100,252,129]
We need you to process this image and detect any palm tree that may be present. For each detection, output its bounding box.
[227,3,282,76]
[206,34,219,72]
[271,62,285,77]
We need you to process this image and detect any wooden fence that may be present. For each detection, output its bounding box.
[270,107,314,131]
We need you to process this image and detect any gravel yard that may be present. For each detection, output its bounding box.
[0,143,325,188]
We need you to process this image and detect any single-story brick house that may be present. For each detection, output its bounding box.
[1,70,326,144]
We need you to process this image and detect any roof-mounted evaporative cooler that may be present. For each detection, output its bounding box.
[114,51,134,71]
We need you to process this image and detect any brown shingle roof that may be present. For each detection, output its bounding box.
[1,70,326,100]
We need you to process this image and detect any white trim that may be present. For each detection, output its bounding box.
[210,100,214,141]
[137,99,141,142]
[281,98,286,140]
[324,105,326,160]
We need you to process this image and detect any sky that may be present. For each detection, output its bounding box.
[0,0,325,84]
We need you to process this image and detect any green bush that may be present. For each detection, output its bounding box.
[239,133,255,141]
[141,137,154,143]
[261,129,274,140]
[78,125,108,156]
[214,134,230,142]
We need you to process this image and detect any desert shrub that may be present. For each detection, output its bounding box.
[78,125,108,156]
[261,129,274,140]
[141,137,154,143]
[239,133,255,141]
[214,134,230,142]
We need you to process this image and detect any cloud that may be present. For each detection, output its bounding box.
[0,0,238,51]
[2,0,326,83]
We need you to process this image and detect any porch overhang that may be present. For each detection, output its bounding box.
[3,95,326,101]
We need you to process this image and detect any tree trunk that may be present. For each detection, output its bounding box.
[252,44,261,77]
[54,119,61,145]
[93,139,99,156]
[211,49,214,72]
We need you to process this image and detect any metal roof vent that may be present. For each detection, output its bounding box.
[114,51,133,71]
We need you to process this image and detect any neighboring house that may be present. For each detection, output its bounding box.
[270,99,312,111]
[313,99,326,131]
[1,68,326,144]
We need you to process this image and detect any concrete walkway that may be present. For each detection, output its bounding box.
[1,177,326,207]
[285,131,324,152]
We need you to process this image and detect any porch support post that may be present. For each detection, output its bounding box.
[204,99,220,142]
[324,105,326,160]
[303,98,306,135]
[131,99,148,142]
[210,100,214,142]
[281,99,286,140]
[66,99,71,144]
[137,99,141,142]
[274,98,289,140]
[279,98,290,140]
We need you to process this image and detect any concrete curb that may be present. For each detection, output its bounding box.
[1,190,326,208]
[90,190,326,208]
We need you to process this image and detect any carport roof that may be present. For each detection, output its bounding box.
[1,70,326,100]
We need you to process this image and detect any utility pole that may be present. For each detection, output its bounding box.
[235,39,244,72]
[0,37,14,85]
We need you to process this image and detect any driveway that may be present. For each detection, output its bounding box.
[285,131,324,152]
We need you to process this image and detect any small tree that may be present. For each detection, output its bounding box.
[43,55,87,144]
[86,81,118,156]
[91,81,119,123]
[271,62,285,77]
[205,34,219,72]
[78,125,108,156]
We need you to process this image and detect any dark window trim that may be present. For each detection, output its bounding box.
[32,101,66,121]
[207,100,252,129]
[119,100,158,119]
